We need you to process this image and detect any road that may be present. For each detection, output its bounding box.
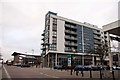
[2,65,120,80]
[2,65,85,80]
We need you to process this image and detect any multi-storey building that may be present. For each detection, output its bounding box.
[41,11,102,67]
[103,20,120,67]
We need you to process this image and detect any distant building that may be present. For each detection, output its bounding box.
[41,11,105,67]
[12,52,41,66]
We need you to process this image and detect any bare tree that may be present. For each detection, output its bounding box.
[87,42,109,66]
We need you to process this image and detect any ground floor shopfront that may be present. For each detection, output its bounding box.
[42,52,102,68]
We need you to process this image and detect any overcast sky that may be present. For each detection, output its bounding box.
[0,0,119,61]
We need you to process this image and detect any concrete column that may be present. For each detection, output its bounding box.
[92,56,95,66]
[48,54,49,67]
[82,26,84,53]
[82,55,84,65]
[118,42,120,66]
[109,52,113,70]
[55,53,57,66]
[82,26,84,65]
[14,54,19,64]
[108,33,113,70]
[42,56,44,67]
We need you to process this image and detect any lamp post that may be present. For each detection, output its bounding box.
[70,48,76,75]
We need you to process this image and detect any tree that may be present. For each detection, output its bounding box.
[87,42,109,79]
[87,42,109,66]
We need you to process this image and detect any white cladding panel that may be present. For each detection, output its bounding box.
[57,20,65,52]
[49,17,53,44]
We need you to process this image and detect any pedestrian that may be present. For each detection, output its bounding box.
[81,70,84,77]
[35,61,38,68]
[106,65,110,70]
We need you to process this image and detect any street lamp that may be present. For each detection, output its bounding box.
[70,48,76,75]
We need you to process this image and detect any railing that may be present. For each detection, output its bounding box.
[94,41,101,44]
[94,35,101,40]
[93,31,101,35]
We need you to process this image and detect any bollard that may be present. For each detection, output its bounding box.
[112,70,115,80]
[70,69,73,75]
[81,71,84,77]
[76,71,79,76]
[100,69,102,79]
[90,70,92,78]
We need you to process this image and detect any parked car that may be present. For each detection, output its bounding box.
[113,66,120,70]
[21,64,30,67]
[84,65,92,71]
[13,63,22,67]
[91,65,105,71]
[74,65,84,71]
[7,62,12,66]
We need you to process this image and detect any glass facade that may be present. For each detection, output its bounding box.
[83,26,94,53]
[65,23,100,53]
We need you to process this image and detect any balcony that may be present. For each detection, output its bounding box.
[41,47,46,50]
[71,31,77,35]
[65,49,71,52]
[41,43,44,45]
[65,24,71,28]
[65,36,77,41]
[65,24,77,29]
[71,37,77,40]
[71,43,77,46]
[65,42,71,46]
[94,35,101,40]
[65,42,77,47]
[71,25,77,29]
[41,37,45,40]
[42,51,46,55]
[93,31,101,35]
[53,21,57,25]
[94,41,101,44]
[41,33,45,36]
[65,36,71,39]
[65,30,71,34]
[65,30,77,35]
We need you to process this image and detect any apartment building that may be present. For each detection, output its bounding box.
[41,11,103,67]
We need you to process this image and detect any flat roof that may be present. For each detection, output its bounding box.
[12,52,41,57]
[103,20,120,36]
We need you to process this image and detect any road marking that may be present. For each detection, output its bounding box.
[3,65,12,80]
[39,72,59,78]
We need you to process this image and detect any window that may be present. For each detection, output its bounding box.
[50,44,57,50]
[53,18,57,24]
